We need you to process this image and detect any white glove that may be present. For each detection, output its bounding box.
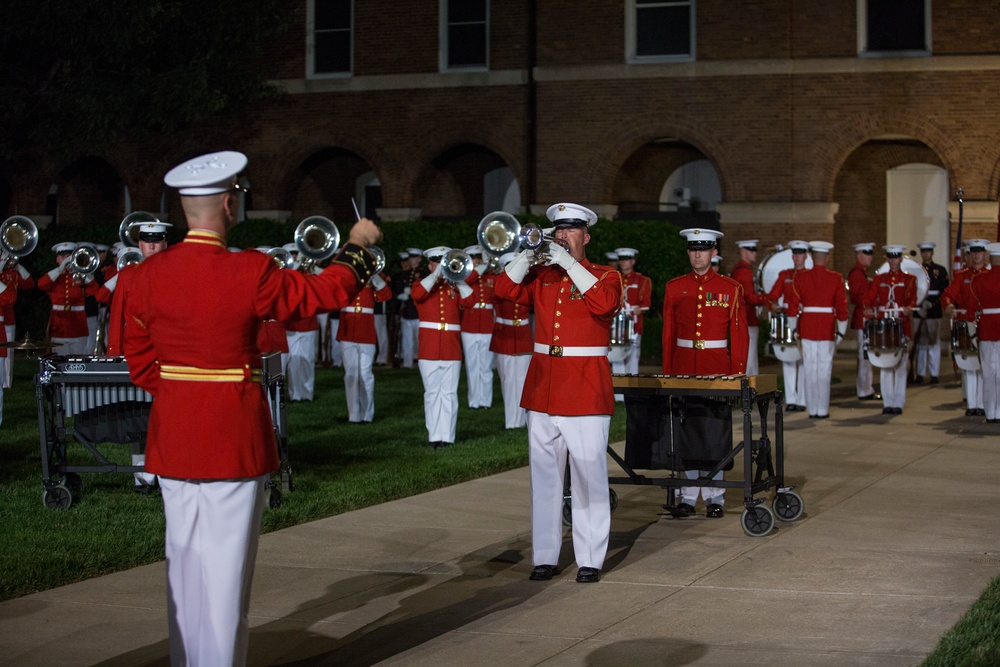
[474,262,488,276]
[787,315,798,331]
[544,242,576,270]
[504,249,533,284]
[46,267,63,281]
[370,274,386,290]
[84,273,95,284]
[59,255,73,271]
[17,263,30,279]
[0,281,6,294]
[456,282,473,299]
[835,318,847,345]
[103,274,119,293]
[419,264,442,292]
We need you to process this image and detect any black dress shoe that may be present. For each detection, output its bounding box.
[785,404,798,412]
[858,394,876,401]
[893,408,903,414]
[672,502,696,517]
[882,407,893,415]
[987,419,1000,424]
[576,567,600,583]
[965,409,974,417]
[930,377,939,384]
[813,414,829,419]
[706,503,724,518]
[975,409,986,416]
[529,565,560,581]
[913,376,923,384]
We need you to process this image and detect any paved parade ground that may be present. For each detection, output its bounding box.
[1,351,998,666]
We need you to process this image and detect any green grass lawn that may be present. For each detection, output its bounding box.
[0,354,625,601]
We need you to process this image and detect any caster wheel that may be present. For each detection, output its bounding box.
[772,491,804,521]
[268,486,283,509]
[741,505,775,537]
[609,488,618,514]
[44,484,73,510]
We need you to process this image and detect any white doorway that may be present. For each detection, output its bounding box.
[886,163,949,259]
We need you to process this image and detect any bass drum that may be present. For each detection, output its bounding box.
[874,257,929,305]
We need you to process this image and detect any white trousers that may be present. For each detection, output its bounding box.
[85,314,99,355]
[51,336,88,356]
[781,359,802,406]
[880,355,908,410]
[328,319,341,367]
[132,453,157,487]
[980,341,1000,419]
[3,324,14,388]
[856,330,874,397]
[283,330,317,401]
[461,332,494,408]
[418,359,461,443]
[746,326,759,376]
[680,469,725,506]
[342,341,376,422]
[965,369,984,411]
[496,353,530,428]
[915,318,942,378]
[612,334,642,401]
[160,475,267,667]
[527,411,611,570]
[374,314,388,365]
[400,318,419,368]
[801,338,835,417]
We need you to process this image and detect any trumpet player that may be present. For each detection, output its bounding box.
[413,246,475,447]
[460,244,496,409]
[392,248,425,368]
[0,252,34,389]
[611,247,650,392]
[495,203,623,584]
[0,268,18,426]
[337,269,392,422]
[490,251,532,429]
[37,242,100,355]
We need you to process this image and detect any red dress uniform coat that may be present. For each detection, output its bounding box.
[494,260,623,416]
[847,262,871,330]
[787,267,849,340]
[942,266,988,323]
[337,278,392,344]
[765,267,802,316]
[622,271,653,334]
[122,230,370,479]
[0,280,17,356]
[257,320,289,354]
[99,264,138,356]
[0,266,34,341]
[36,271,100,338]
[412,279,466,361]
[863,270,917,336]
[461,271,496,334]
[490,295,534,355]
[729,260,766,328]
[971,269,1000,342]
[662,271,749,375]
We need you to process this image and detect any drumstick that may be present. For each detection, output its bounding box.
[351,197,362,222]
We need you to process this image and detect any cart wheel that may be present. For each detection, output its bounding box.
[268,486,283,509]
[609,488,619,514]
[772,491,804,521]
[64,473,84,496]
[741,505,775,537]
[43,484,73,510]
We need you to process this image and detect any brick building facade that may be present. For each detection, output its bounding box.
[4,0,1000,273]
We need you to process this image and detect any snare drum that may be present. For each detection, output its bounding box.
[864,318,903,350]
[769,312,796,345]
[951,320,977,352]
[610,311,634,347]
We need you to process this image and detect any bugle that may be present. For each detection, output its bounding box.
[116,248,143,272]
[67,246,101,277]
[1,215,37,268]
[369,245,386,275]
[441,248,473,283]
[476,211,552,264]
[267,247,294,270]
[119,211,160,248]
[294,215,341,272]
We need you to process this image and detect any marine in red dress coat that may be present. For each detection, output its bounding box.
[37,260,100,340]
[337,276,393,344]
[729,256,766,329]
[788,265,849,342]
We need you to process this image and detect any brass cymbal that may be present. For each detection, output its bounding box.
[0,336,63,351]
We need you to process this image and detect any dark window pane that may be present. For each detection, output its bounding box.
[449,24,487,67]
[316,32,351,73]
[867,0,925,51]
[316,0,351,30]
[636,6,691,57]
[449,0,486,24]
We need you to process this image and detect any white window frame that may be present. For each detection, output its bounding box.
[307,0,354,79]
[440,0,490,73]
[857,0,931,57]
[626,0,696,64]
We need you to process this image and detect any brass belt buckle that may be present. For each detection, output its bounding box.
[549,345,563,357]
[694,339,705,350]
[513,318,522,326]
[64,304,71,312]
[438,322,447,331]
[355,305,362,313]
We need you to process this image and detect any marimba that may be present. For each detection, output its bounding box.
[35,354,290,509]
[607,373,801,537]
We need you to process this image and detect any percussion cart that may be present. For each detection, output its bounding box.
[602,373,802,537]
[34,353,291,509]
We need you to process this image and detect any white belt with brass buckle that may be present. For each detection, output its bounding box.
[472,303,494,309]
[343,307,374,315]
[802,307,834,313]
[53,305,85,312]
[496,317,529,326]
[982,308,1000,315]
[533,343,609,357]
[419,322,460,332]
[676,338,727,349]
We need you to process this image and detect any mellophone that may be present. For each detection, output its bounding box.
[608,373,802,537]
[35,353,290,509]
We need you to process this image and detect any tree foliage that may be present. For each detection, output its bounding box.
[0,0,289,160]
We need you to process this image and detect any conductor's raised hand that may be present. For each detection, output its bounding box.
[348,217,382,248]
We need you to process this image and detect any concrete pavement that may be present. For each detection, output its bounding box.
[1,350,998,666]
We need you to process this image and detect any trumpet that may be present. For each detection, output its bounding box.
[267,247,294,270]
[295,215,341,264]
[67,245,101,277]
[1,215,38,265]
[441,248,473,283]
[119,211,160,248]
[369,245,386,276]
[476,211,552,264]
[116,248,143,272]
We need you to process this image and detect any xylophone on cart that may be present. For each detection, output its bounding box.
[34,353,290,509]
[601,372,802,537]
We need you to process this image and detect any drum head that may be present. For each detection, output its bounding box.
[875,257,929,304]
[757,248,814,294]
